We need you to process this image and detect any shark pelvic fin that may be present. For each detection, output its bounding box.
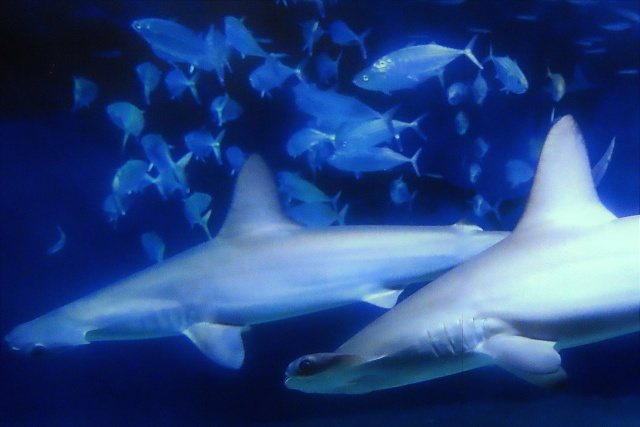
[362,288,403,309]
[515,115,616,233]
[476,334,567,387]
[219,155,301,238]
[183,322,246,369]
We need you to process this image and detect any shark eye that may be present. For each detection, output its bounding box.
[297,358,317,375]
[30,344,48,357]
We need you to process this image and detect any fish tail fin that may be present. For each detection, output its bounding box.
[358,28,372,59]
[295,56,310,82]
[410,148,422,176]
[483,44,493,65]
[330,191,342,210]
[188,73,201,104]
[122,132,130,152]
[212,129,226,165]
[202,209,213,240]
[409,113,428,140]
[492,198,503,223]
[464,35,484,69]
[337,203,349,225]
[591,137,615,187]
[382,104,400,138]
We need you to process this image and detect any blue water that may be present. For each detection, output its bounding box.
[1,1,639,425]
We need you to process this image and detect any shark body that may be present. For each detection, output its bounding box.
[4,155,507,369]
[285,116,640,393]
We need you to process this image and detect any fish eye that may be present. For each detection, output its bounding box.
[362,74,369,82]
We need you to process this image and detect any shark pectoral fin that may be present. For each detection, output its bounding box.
[183,322,246,369]
[362,288,403,309]
[476,334,567,387]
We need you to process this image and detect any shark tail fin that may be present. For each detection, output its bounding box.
[514,115,616,233]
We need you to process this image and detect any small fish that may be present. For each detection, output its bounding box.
[46,226,66,255]
[505,159,534,188]
[599,21,633,32]
[184,129,225,164]
[546,66,566,102]
[277,171,339,205]
[446,81,468,105]
[141,134,191,199]
[286,202,348,227]
[210,93,244,126]
[132,19,218,72]
[224,16,270,58]
[293,82,392,132]
[72,76,98,111]
[164,68,200,103]
[225,146,246,175]
[472,70,488,104]
[315,52,341,83]
[106,102,145,150]
[565,64,592,94]
[184,192,213,240]
[112,160,153,208]
[617,69,639,75]
[454,110,469,135]
[300,20,325,56]
[328,20,370,59]
[484,46,528,94]
[141,232,165,263]
[469,162,482,184]
[287,127,335,158]
[327,147,421,178]
[473,137,490,159]
[248,56,304,97]
[390,175,416,208]
[203,24,233,86]
[471,194,501,222]
[103,194,132,224]
[338,113,427,151]
[135,62,162,105]
[352,36,483,94]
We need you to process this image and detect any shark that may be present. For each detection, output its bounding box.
[4,155,508,369]
[284,115,640,394]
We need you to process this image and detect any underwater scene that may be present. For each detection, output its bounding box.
[1,0,639,425]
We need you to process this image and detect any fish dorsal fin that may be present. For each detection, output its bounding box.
[515,115,616,233]
[218,154,300,238]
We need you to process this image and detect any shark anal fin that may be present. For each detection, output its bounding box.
[184,322,246,369]
[476,334,567,387]
[362,288,402,309]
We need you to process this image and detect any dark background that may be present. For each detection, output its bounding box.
[1,1,639,425]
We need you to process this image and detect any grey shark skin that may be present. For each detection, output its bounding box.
[4,156,507,369]
[285,115,640,393]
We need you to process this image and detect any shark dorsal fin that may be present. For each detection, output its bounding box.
[218,154,300,238]
[515,115,616,233]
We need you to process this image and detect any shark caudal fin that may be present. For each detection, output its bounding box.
[514,115,616,233]
[218,154,301,239]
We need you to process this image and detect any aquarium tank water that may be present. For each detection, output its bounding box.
[0,0,639,426]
